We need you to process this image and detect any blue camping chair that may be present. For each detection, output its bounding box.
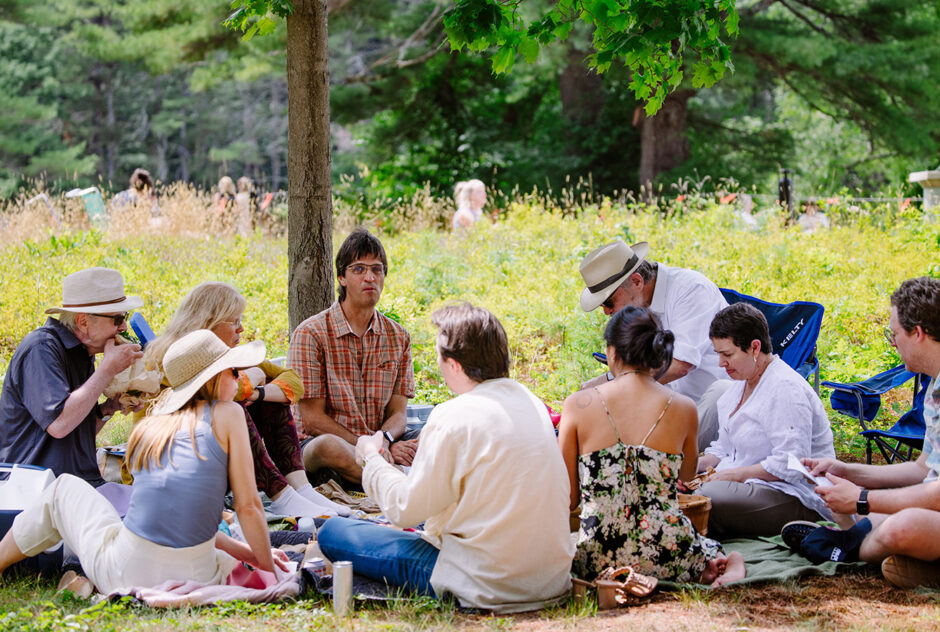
[719,288,825,392]
[129,312,156,348]
[823,367,931,464]
[592,290,825,393]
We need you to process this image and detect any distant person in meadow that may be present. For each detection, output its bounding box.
[452,179,487,231]
[234,177,256,237]
[578,239,732,449]
[0,330,291,591]
[288,228,417,486]
[110,168,157,213]
[212,176,237,233]
[559,306,745,587]
[783,277,940,590]
[0,268,143,510]
[696,303,834,539]
[318,303,574,612]
[143,282,347,518]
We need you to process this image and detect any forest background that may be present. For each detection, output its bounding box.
[1,0,938,203]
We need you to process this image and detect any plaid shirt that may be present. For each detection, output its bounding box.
[288,302,414,437]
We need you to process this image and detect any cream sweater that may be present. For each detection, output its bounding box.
[362,378,574,613]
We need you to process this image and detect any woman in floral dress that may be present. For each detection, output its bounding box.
[558,307,745,586]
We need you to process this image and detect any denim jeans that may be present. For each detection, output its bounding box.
[317,517,439,596]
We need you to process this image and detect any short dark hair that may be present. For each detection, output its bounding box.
[432,303,510,383]
[891,277,940,342]
[709,303,773,354]
[604,306,674,379]
[335,228,388,302]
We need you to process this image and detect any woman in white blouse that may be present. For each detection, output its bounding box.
[697,303,835,539]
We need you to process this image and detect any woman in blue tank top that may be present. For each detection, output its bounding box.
[0,329,290,592]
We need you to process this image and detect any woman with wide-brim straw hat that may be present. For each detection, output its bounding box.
[0,329,291,591]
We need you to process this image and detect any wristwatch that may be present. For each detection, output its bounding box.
[856,489,870,515]
[254,386,265,402]
[382,430,396,445]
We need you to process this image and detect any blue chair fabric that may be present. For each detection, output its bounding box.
[823,367,930,464]
[719,288,825,391]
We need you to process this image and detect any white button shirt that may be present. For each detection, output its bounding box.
[648,262,731,402]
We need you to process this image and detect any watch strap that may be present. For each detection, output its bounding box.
[857,489,870,515]
[382,430,396,445]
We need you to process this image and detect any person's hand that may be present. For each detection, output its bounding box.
[390,438,418,466]
[803,457,846,478]
[704,468,743,483]
[99,338,142,379]
[99,397,122,418]
[355,432,385,466]
[815,473,861,514]
[272,548,291,573]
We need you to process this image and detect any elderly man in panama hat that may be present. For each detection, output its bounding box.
[0,267,143,497]
[579,239,731,448]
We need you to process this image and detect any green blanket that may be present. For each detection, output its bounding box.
[660,535,871,590]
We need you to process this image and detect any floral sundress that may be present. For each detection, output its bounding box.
[572,390,723,583]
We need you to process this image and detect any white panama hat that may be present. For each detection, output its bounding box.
[45,267,143,315]
[150,329,266,416]
[579,239,650,312]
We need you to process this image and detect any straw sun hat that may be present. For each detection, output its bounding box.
[579,239,649,312]
[45,267,143,315]
[150,329,265,416]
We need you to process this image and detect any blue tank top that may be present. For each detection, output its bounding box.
[123,404,229,547]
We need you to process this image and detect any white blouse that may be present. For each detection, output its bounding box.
[705,356,834,518]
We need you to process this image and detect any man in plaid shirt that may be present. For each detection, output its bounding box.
[288,229,416,484]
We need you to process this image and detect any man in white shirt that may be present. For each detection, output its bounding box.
[316,303,573,613]
[784,277,940,589]
[579,239,731,447]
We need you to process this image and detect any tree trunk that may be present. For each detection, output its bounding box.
[635,90,694,191]
[286,0,333,332]
[558,48,604,126]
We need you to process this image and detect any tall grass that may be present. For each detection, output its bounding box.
[1,184,935,458]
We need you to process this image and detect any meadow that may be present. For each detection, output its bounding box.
[0,186,937,630]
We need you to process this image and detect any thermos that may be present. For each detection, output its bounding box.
[332,560,353,616]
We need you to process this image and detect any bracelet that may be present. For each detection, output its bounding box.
[254,386,265,402]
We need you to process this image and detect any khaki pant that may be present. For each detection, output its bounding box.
[12,474,237,593]
[698,480,825,540]
[696,380,734,450]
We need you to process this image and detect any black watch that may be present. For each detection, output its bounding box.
[856,489,870,515]
[254,386,265,402]
[382,430,396,445]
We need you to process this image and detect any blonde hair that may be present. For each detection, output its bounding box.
[126,375,222,471]
[454,179,485,210]
[237,177,252,193]
[218,176,236,197]
[144,282,246,371]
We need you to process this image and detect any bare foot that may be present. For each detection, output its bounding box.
[700,557,724,584]
[710,551,745,588]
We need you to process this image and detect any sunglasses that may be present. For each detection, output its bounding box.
[230,368,240,379]
[601,296,616,310]
[90,312,128,326]
[884,326,897,347]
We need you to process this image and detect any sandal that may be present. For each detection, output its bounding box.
[594,567,657,609]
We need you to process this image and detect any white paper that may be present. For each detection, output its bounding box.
[787,454,833,487]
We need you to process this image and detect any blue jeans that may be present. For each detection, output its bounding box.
[317,517,439,596]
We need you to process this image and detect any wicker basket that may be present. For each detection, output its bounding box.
[678,493,711,535]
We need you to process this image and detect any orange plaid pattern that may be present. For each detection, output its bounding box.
[288,302,414,437]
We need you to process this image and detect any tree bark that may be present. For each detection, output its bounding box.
[635,90,694,191]
[286,0,334,332]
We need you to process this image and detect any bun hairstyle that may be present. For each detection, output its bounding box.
[604,306,675,380]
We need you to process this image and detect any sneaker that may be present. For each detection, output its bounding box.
[882,555,940,589]
[781,521,823,553]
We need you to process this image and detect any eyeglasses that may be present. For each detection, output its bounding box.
[230,368,240,379]
[884,326,897,347]
[90,312,128,326]
[345,264,386,277]
[223,318,242,329]
[601,296,616,310]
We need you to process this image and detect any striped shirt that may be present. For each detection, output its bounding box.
[288,302,414,437]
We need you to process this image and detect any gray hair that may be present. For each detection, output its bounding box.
[56,312,78,330]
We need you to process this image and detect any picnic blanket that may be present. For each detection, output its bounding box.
[107,564,301,607]
[658,535,870,591]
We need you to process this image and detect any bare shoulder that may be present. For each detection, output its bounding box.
[211,401,246,431]
[563,387,597,416]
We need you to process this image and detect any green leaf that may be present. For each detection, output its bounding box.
[518,38,539,63]
[491,45,515,73]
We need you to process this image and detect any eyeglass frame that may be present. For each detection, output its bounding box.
[89,312,128,326]
[884,326,897,347]
[345,263,387,277]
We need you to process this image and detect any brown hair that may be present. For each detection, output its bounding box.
[335,228,388,303]
[604,306,674,379]
[432,303,510,382]
[891,277,940,342]
[709,303,773,354]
